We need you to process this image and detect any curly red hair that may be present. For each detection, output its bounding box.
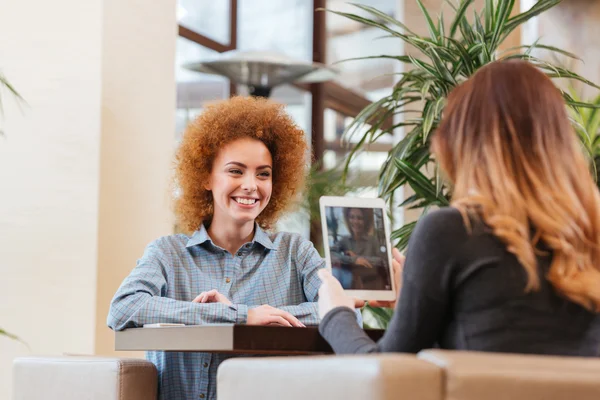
[174,96,309,232]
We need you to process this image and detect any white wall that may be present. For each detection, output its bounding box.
[0,0,176,397]
[95,0,177,357]
[535,0,600,99]
[0,0,103,396]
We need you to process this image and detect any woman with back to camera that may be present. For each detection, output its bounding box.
[318,60,600,356]
[107,96,330,400]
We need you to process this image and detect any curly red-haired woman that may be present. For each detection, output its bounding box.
[108,96,330,400]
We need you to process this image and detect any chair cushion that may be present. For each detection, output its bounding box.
[13,356,157,400]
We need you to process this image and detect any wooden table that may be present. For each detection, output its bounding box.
[115,324,384,355]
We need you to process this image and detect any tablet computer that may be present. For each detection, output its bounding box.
[319,196,396,301]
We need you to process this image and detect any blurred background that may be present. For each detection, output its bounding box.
[1,0,599,398]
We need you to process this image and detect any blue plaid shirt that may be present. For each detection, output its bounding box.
[107,224,325,400]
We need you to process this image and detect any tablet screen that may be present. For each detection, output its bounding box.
[323,206,392,291]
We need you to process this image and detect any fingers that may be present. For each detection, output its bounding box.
[192,290,218,303]
[392,248,405,264]
[272,309,305,327]
[192,294,203,303]
[267,316,292,327]
[368,300,394,308]
[247,305,307,328]
[353,298,366,308]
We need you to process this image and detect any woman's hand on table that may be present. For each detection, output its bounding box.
[247,305,305,327]
[194,291,306,328]
[368,248,405,309]
[193,289,232,306]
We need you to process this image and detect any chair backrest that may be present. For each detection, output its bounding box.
[419,349,600,400]
[218,353,443,400]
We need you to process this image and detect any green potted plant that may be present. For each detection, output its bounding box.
[326,0,600,328]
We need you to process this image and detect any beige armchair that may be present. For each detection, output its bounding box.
[13,356,157,400]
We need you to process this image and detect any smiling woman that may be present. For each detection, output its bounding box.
[106,96,334,400]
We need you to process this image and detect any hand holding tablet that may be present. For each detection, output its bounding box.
[319,196,397,302]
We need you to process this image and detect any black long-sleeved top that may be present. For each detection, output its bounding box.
[320,207,600,356]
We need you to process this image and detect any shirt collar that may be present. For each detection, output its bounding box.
[185,224,212,248]
[252,223,277,251]
[186,222,276,251]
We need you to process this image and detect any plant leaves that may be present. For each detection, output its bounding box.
[449,0,475,39]
[394,159,450,206]
[348,2,417,36]
[416,0,440,42]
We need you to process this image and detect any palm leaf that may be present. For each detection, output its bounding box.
[416,0,440,42]
[0,72,25,116]
[391,221,417,250]
[348,2,417,36]
[0,328,29,349]
[394,159,450,206]
[502,0,561,40]
[449,0,475,39]
[501,44,582,61]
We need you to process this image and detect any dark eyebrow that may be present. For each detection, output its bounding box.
[225,161,247,168]
[225,161,272,170]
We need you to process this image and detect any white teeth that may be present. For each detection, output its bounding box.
[235,198,257,205]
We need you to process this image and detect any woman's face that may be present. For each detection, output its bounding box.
[205,137,273,226]
[348,209,365,236]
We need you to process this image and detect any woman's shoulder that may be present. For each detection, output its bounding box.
[268,231,319,255]
[408,207,477,252]
[268,230,309,246]
[414,207,467,235]
[410,207,503,260]
[145,233,191,254]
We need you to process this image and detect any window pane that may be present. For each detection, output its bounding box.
[238,0,312,61]
[324,108,390,184]
[327,0,401,99]
[176,37,229,140]
[273,86,313,238]
[178,0,231,45]
[236,1,313,238]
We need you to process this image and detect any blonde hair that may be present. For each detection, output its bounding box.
[431,60,600,312]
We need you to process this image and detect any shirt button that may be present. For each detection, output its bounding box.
[237,252,243,256]
[203,362,208,368]
[225,278,231,283]
[199,394,205,399]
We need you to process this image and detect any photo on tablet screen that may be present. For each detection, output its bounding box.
[324,206,392,291]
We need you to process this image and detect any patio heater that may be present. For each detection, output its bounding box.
[183,50,337,97]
